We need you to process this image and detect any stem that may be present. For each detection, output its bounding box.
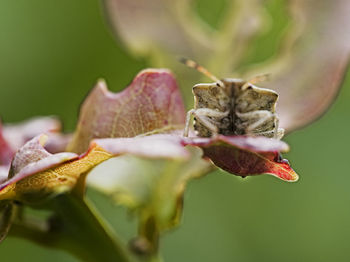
[11,194,134,262]
[139,215,160,253]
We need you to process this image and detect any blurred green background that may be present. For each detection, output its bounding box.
[0,0,350,261]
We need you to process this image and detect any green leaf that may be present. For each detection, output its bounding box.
[87,146,213,253]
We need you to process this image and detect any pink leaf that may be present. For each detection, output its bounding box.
[68,69,186,153]
[254,0,350,132]
[93,134,190,159]
[3,117,62,151]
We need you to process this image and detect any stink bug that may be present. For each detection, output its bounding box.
[181,58,284,139]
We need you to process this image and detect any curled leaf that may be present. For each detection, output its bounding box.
[2,116,62,152]
[0,116,68,185]
[67,69,186,154]
[0,135,78,203]
[184,135,298,182]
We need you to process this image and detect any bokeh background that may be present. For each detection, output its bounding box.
[0,0,349,261]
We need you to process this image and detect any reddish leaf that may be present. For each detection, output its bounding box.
[184,135,298,182]
[67,69,186,153]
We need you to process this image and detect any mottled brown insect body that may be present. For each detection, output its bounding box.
[225,78,282,138]
[192,82,233,137]
[182,59,284,139]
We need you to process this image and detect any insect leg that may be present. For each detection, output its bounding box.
[271,117,285,139]
[193,108,230,135]
[273,117,279,137]
[276,128,285,139]
[183,109,195,137]
[184,108,219,137]
[247,113,275,132]
[236,110,273,121]
[252,124,284,139]
[256,128,284,139]
[236,108,284,139]
[252,129,275,136]
[194,108,230,118]
[236,110,275,133]
[193,114,219,135]
[183,108,229,137]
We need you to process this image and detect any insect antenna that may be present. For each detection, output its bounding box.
[242,73,270,90]
[179,58,224,87]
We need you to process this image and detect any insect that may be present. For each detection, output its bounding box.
[181,58,284,139]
